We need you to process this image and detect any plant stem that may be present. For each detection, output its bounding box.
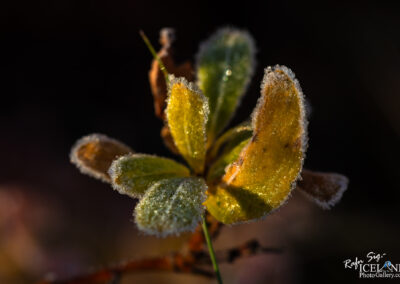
[139,30,169,84]
[201,215,223,284]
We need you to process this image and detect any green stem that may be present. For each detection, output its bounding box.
[201,215,223,284]
[139,30,169,84]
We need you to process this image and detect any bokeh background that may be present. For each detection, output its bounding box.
[1,0,399,283]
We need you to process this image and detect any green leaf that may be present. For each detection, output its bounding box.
[108,154,190,198]
[207,122,252,182]
[205,65,307,224]
[207,137,251,182]
[208,122,252,161]
[196,27,255,144]
[166,76,209,174]
[135,177,207,237]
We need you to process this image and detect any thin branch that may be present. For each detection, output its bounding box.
[216,240,283,263]
[37,254,213,284]
[37,238,283,284]
[193,240,283,265]
[185,214,223,254]
[139,30,169,83]
[37,210,283,284]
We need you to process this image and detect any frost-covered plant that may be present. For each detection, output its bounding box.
[70,27,348,282]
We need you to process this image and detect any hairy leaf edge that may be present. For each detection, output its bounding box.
[195,26,257,138]
[165,75,210,171]
[108,153,190,198]
[213,65,308,224]
[70,133,132,183]
[134,177,207,237]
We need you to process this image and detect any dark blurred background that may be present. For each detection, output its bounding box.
[1,0,399,283]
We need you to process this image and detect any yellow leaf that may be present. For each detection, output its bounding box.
[166,76,209,174]
[207,138,251,183]
[205,65,307,224]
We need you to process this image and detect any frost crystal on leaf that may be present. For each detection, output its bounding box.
[69,27,348,239]
[196,27,255,145]
[298,169,348,209]
[166,76,209,174]
[108,154,190,198]
[205,65,308,224]
[70,134,132,183]
[135,177,207,237]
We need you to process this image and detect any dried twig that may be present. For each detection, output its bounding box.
[38,222,282,284]
[38,253,214,284]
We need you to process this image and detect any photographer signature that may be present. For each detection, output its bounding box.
[344,251,386,269]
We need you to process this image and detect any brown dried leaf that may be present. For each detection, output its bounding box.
[298,169,349,209]
[148,28,194,155]
[70,134,132,182]
[149,28,194,120]
[161,125,179,154]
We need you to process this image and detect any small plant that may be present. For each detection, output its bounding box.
[64,27,348,284]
